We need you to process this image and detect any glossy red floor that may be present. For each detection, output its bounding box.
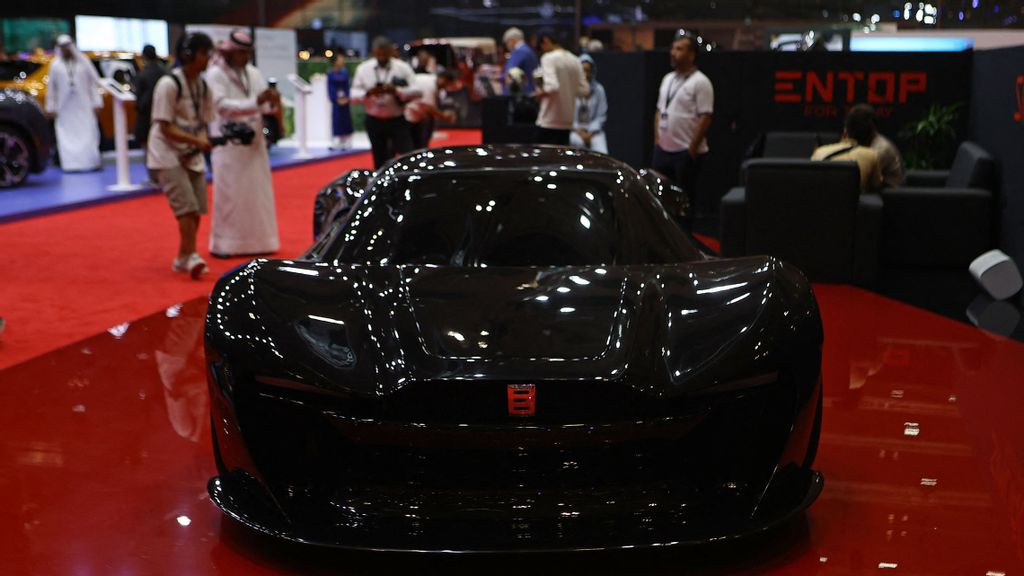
[1,284,1022,574]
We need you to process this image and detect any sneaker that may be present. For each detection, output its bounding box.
[172,253,208,279]
[185,253,209,280]
[172,256,189,274]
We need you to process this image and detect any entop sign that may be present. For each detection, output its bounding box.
[774,70,928,118]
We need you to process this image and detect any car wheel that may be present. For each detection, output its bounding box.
[0,126,32,188]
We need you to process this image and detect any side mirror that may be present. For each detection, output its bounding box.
[313,169,374,240]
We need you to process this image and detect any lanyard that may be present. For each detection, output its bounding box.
[65,59,76,90]
[374,64,391,85]
[181,71,203,129]
[663,70,695,111]
[229,66,251,97]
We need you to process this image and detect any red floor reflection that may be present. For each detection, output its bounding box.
[1,285,1023,574]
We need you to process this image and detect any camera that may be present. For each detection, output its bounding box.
[210,121,256,147]
[268,77,277,89]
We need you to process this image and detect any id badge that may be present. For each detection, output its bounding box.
[658,113,669,130]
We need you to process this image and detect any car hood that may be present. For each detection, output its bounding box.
[206,256,820,398]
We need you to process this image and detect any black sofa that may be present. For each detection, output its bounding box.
[880,141,996,269]
[720,159,882,286]
[760,131,841,159]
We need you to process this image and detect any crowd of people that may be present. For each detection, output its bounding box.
[38,26,905,284]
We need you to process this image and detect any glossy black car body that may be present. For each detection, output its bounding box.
[206,145,824,552]
[0,88,52,187]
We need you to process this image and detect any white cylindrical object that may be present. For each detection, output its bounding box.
[969,249,1023,301]
[112,98,132,188]
[295,89,310,158]
[308,74,333,146]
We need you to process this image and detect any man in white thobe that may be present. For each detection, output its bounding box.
[206,30,280,257]
[45,35,102,172]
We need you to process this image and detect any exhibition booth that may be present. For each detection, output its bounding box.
[1,13,1024,574]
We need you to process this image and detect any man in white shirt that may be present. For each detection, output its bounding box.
[405,69,458,150]
[652,33,714,224]
[350,36,421,168]
[532,30,589,145]
[147,32,215,279]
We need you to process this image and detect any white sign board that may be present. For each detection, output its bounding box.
[183,24,235,49]
[255,28,298,99]
[75,15,169,55]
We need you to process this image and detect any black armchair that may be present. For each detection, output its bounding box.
[720,159,882,286]
[760,131,841,159]
[881,141,996,268]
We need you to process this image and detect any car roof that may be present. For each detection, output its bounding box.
[378,145,631,179]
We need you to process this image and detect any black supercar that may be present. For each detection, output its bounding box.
[205,145,824,552]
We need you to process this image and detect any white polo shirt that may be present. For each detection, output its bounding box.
[404,73,439,124]
[656,68,714,154]
[349,57,419,120]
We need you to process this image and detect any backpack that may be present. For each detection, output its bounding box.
[168,70,208,108]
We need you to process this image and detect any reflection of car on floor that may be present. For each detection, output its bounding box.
[205,145,824,552]
[0,88,53,187]
[0,51,164,148]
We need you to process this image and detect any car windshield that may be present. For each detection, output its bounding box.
[0,61,42,82]
[330,169,700,267]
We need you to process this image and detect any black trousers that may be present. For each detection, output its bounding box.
[365,115,414,169]
[410,117,435,150]
[535,126,570,146]
[652,145,707,219]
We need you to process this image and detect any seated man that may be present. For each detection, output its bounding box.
[812,105,884,192]
[851,103,904,187]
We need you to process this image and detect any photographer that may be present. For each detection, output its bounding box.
[206,30,280,257]
[147,32,215,279]
[350,36,421,169]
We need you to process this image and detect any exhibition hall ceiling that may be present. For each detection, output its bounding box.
[3,0,1022,28]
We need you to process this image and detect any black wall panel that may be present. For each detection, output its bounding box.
[595,50,972,216]
[970,46,1024,267]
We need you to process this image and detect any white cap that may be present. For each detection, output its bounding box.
[56,34,73,47]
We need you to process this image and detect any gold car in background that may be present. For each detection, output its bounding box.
[0,51,164,146]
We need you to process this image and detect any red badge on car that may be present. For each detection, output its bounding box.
[507,384,536,416]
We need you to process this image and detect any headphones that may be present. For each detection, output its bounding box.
[177,32,209,64]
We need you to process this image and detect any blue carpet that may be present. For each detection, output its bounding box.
[0,144,367,224]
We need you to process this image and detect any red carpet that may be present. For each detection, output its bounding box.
[0,130,482,370]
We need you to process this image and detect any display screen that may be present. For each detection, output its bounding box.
[73,15,168,55]
[1,18,71,53]
[849,36,973,52]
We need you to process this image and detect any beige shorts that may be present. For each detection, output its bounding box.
[156,166,208,217]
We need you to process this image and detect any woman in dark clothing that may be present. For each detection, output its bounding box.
[326,53,354,149]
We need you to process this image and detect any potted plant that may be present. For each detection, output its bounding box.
[898,102,963,170]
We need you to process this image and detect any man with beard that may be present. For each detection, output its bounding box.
[206,30,281,258]
[350,36,421,169]
[652,32,714,224]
